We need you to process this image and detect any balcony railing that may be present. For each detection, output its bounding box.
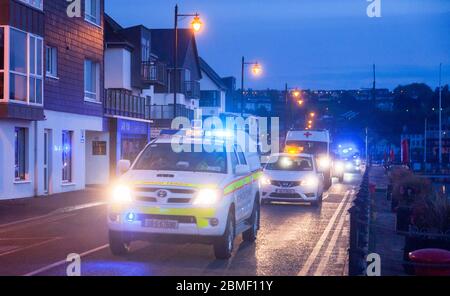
[104,89,151,120]
[141,61,167,85]
[150,104,194,120]
[168,80,201,100]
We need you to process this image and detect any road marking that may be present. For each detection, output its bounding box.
[0,202,106,229]
[24,244,110,276]
[298,189,351,276]
[0,237,61,257]
[0,213,77,234]
[322,193,329,201]
[313,191,353,276]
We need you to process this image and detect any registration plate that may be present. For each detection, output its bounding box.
[142,219,179,230]
[276,189,296,194]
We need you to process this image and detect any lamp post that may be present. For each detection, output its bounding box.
[284,85,302,133]
[241,57,261,116]
[438,63,443,170]
[173,5,202,119]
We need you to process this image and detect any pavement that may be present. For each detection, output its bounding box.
[0,175,361,276]
[369,166,407,276]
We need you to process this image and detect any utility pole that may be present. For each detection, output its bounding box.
[173,5,179,119]
[285,83,289,134]
[241,56,245,116]
[424,117,427,164]
[438,63,443,169]
[372,64,376,103]
[365,127,369,165]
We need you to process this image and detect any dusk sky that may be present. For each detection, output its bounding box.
[106,0,450,90]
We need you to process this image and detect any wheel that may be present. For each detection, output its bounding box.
[109,230,131,256]
[243,200,260,242]
[214,210,235,260]
[311,192,323,207]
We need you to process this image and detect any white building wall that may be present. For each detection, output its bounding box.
[34,110,105,196]
[0,120,36,200]
[199,70,226,116]
[85,131,110,186]
[105,48,132,90]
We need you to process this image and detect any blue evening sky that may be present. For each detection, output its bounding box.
[106,0,450,90]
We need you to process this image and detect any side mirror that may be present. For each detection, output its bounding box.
[235,164,251,176]
[118,159,131,175]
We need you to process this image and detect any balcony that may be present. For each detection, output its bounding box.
[141,61,167,86]
[104,89,151,120]
[150,104,194,120]
[168,80,201,100]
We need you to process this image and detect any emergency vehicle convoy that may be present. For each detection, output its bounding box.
[108,129,262,259]
[284,130,335,189]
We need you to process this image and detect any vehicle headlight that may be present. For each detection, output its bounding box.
[318,156,331,170]
[335,161,345,173]
[300,176,319,187]
[260,176,272,186]
[112,184,133,204]
[193,189,221,206]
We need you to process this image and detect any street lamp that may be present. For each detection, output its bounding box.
[284,85,304,133]
[173,5,203,118]
[241,57,262,115]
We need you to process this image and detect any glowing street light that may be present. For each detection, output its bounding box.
[310,112,316,118]
[191,15,203,32]
[241,57,263,115]
[173,5,203,118]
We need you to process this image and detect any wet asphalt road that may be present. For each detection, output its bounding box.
[0,174,361,276]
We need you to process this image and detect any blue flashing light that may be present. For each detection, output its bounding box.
[126,213,136,222]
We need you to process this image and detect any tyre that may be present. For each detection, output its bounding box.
[243,200,260,242]
[311,193,323,207]
[339,175,344,183]
[214,210,235,260]
[109,230,131,256]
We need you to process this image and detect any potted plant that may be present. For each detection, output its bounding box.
[403,192,450,274]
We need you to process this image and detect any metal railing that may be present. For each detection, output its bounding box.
[149,104,194,120]
[141,61,167,85]
[104,89,151,120]
[348,167,371,276]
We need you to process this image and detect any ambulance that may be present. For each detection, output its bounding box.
[285,130,334,189]
[107,130,262,259]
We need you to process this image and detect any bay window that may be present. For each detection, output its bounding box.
[18,0,43,11]
[1,26,44,104]
[0,28,4,100]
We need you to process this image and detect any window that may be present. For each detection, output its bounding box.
[15,128,27,181]
[10,29,27,102]
[7,28,43,104]
[230,150,239,174]
[84,59,99,101]
[235,145,247,165]
[18,0,43,10]
[62,131,73,183]
[46,46,57,77]
[92,141,107,156]
[29,35,43,104]
[0,28,4,100]
[85,0,101,25]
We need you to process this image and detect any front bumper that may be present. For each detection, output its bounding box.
[261,184,319,203]
[108,203,228,237]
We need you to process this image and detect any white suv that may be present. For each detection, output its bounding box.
[108,132,262,259]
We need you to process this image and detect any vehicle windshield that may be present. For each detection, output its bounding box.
[133,143,228,174]
[265,155,314,172]
[286,141,327,155]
